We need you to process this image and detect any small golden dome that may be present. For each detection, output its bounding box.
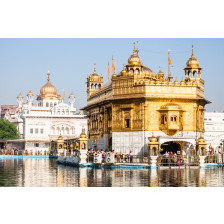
[40,71,57,96]
[69,92,75,98]
[121,65,127,76]
[150,135,158,143]
[17,93,23,98]
[198,135,205,143]
[157,66,164,79]
[174,79,179,85]
[91,64,99,77]
[80,128,87,138]
[180,80,185,85]
[57,135,63,141]
[128,52,141,65]
[186,46,199,68]
[168,79,173,85]
[27,90,33,96]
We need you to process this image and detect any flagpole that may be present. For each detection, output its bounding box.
[108,62,110,84]
[168,49,170,78]
[112,56,113,75]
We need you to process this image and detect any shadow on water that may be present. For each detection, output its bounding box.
[0,157,224,187]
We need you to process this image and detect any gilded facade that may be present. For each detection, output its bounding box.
[83,45,210,155]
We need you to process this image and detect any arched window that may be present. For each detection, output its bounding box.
[66,127,69,135]
[46,102,49,107]
[201,147,205,156]
[95,84,98,89]
[91,84,95,89]
[152,147,157,156]
[171,116,177,122]
[50,103,53,107]
[99,84,101,89]
[66,109,69,115]
[193,71,197,77]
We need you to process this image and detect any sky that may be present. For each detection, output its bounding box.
[0,38,223,112]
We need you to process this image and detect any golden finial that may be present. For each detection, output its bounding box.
[133,42,136,53]
[47,70,50,81]
[159,66,162,73]
[123,64,125,70]
[94,64,96,73]
[192,45,194,56]
[136,41,139,55]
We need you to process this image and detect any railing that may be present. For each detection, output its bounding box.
[86,154,148,164]
[205,154,224,164]
[115,155,148,164]
[157,155,200,166]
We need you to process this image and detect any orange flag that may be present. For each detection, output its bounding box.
[112,56,115,71]
[108,62,110,75]
[168,50,172,66]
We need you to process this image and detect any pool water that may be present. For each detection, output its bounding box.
[0,157,223,187]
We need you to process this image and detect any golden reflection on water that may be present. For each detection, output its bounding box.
[0,158,224,187]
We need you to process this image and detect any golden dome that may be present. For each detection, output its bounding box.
[91,64,99,77]
[186,46,199,68]
[80,128,87,138]
[57,135,63,141]
[197,135,206,143]
[40,71,57,97]
[17,93,23,98]
[69,92,75,98]
[180,80,185,85]
[128,52,141,65]
[142,66,155,77]
[168,79,173,85]
[27,90,33,96]
[157,66,164,79]
[174,78,179,85]
[149,135,158,143]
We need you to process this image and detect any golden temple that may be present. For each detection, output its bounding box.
[83,44,210,156]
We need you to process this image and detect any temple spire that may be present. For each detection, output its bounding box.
[136,41,139,55]
[94,64,96,73]
[47,70,50,81]
[192,45,194,56]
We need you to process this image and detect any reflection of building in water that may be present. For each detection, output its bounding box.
[204,112,224,152]
[148,169,159,187]
[5,71,87,153]
[83,44,210,156]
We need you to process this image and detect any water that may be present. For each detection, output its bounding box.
[0,156,224,187]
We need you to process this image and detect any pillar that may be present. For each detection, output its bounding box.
[148,135,159,168]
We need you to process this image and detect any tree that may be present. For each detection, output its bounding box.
[0,119,19,140]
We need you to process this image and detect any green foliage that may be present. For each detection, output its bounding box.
[0,119,20,140]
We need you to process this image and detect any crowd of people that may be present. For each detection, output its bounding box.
[87,149,135,163]
[0,149,49,156]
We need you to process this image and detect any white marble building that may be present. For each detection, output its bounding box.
[204,112,224,152]
[7,71,87,154]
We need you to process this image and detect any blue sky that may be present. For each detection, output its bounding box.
[0,38,223,112]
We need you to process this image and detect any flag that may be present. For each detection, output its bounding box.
[108,62,110,75]
[168,50,172,66]
[112,56,115,71]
